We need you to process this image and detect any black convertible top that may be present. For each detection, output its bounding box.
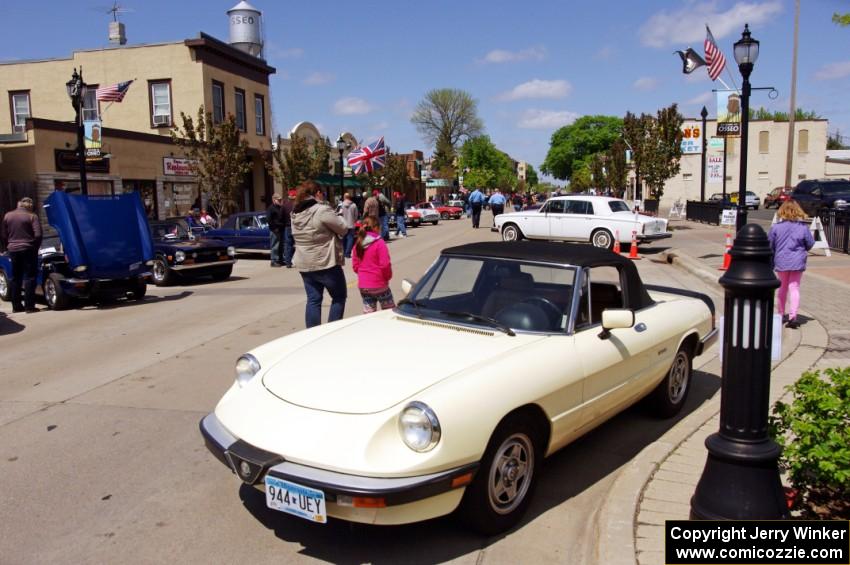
[442,241,654,310]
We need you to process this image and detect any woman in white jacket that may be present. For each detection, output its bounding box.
[291,181,349,328]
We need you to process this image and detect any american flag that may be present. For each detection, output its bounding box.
[95,80,134,102]
[347,137,386,175]
[704,26,726,81]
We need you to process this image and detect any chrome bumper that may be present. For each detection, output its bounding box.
[695,327,719,356]
[637,232,673,243]
[172,259,235,271]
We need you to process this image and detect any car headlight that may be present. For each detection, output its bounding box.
[835,199,848,209]
[227,246,236,257]
[175,250,186,263]
[398,401,440,452]
[235,354,261,388]
[73,265,87,273]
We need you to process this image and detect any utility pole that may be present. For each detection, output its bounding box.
[700,106,708,202]
[784,0,800,188]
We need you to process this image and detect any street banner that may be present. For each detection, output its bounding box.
[84,119,102,160]
[716,90,741,137]
[680,124,702,154]
[707,138,724,184]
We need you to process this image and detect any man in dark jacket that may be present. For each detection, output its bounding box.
[1,197,42,312]
[266,194,288,267]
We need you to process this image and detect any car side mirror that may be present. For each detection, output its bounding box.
[401,278,414,298]
[599,308,635,339]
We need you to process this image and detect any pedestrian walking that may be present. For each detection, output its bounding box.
[352,215,395,313]
[394,193,407,238]
[282,189,296,267]
[363,190,380,220]
[768,200,815,329]
[266,194,287,267]
[291,181,349,328]
[512,192,523,212]
[377,190,392,241]
[489,188,506,223]
[468,187,485,228]
[339,192,360,258]
[1,197,42,313]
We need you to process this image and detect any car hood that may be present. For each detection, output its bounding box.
[261,312,537,414]
[153,239,227,251]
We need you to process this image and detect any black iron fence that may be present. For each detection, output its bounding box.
[685,200,731,225]
[819,209,850,254]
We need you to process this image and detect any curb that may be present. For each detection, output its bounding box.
[594,248,830,565]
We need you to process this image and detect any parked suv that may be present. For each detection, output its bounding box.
[792,179,850,216]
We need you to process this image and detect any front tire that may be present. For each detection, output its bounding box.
[211,265,233,281]
[129,279,147,301]
[0,270,9,301]
[441,212,449,220]
[152,256,174,286]
[591,229,614,250]
[44,273,71,310]
[501,224,524,242]
[431,220,439,226]
[651,345,692,418]
[459,414,542,535]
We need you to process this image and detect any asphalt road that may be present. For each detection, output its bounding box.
[0,216,723,564]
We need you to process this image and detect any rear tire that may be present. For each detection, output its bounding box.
[591,229,614,250]
[651,345,692,418]
[441,212,449,220]
[459,414,542,535]
[501,224,524,242]
[129,279,147,301]
[431,220,439,226]
[44,273,70,310]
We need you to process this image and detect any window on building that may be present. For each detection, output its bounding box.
[758,171,769,179]
[254,94,265,135]
[149,80,172,127]
[212,81,224,124]
[798,129,809,153]
[82,86,99,121]
[683,173,693,180]
[10,91,30,132]
[234,88,246,131]
[758,131,769,153]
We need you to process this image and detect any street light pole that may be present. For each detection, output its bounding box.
[700,106,708,202]
[734,24,759,232]
[335,134,347,208]
[66,67,88,196]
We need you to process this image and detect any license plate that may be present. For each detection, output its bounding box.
[264,476,326,523]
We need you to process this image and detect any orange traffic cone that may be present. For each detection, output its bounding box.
[627,230,641,260]
[612,230,621,255]
[719,232,733,271]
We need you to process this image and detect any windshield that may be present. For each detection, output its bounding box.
[608,200,631,213]
[399,255,577,333]
[823,182,850,194]
[150,221,190,241]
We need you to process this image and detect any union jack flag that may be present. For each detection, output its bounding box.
[96,80,134,102]
[347,137,386,175]
[704,26,727,81]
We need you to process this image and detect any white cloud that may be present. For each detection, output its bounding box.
[639,1,783,48]
[302,72,334,86]
[814,61,850,81]
[499,79,572,101]
[333,97,374,115]
[479,46,547,64]
[633,77,659,91]
[517,109,579,129]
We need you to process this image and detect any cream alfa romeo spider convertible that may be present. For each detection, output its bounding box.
[200,241,716,534]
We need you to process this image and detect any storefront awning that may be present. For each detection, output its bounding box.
[314,173,363,188]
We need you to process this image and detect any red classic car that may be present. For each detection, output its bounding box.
[416,201,463,220]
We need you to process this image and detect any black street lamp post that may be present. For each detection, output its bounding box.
[700,106,708,202]
[733,24,759,232]
[690,224,788,520]
[335,134,347,207]
[65,67,88,196]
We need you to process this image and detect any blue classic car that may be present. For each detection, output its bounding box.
[201,211,270,253]
[0,191,153,310]
[149,220,236,286]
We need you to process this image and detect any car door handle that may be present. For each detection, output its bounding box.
[634,323,647,332]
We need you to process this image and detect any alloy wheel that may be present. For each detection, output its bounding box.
[487,433,534,515]
[668,351,690,404]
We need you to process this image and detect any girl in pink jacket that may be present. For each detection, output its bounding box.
[352,216,395,313]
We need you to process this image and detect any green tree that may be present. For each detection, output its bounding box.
[268,134,330,190]
[606,138,628,197]
[623,111,653,198]
[459,135,516,190]
[411,89,484,175]
[751,107,821,121]
[641,104,684,200]
[525,164,539,188]
[828,131,849,150]
[171,107,251,218]
[834,12,850,26]
[541,115,623,180]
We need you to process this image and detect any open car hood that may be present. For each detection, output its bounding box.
[44,192,154,279]
[262,313,535,414]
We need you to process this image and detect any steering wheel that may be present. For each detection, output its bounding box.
[520,297,562,326]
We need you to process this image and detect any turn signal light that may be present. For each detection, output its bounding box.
[451,473,473,488]
[353,496,386,508]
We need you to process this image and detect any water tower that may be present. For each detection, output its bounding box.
[227,1,263,58]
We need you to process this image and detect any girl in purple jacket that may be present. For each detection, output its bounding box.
[768,201,814,329]
[352,215,395,313]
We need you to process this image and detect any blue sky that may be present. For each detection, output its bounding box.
[3,1,849,181]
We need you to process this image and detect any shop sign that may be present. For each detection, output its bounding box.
[707,154,724,183]
[708,137,725,150]
[163,157,198,177]
[680,125,702,154]
[84,119,102,159]
[54,149,109,173]
[426,179,453,187]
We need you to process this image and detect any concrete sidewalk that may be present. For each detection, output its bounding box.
[595,219,850,565]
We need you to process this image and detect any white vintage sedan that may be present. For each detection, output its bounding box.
[200,242,716,534]
[494,195,671,250]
